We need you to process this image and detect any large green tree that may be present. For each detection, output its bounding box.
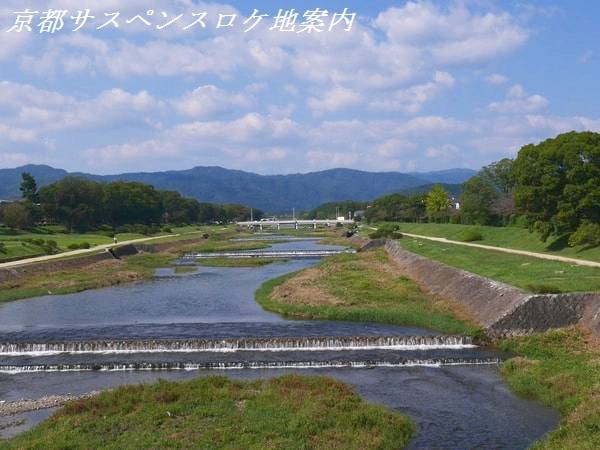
[38,177,105,232]
[512,131,600,241]
[459,175,498,225]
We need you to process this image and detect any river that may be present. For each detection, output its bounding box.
[0,238,558,449]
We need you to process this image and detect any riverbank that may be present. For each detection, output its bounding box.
[255,245,600,448]
[256,249,482,337]
[3,375,414,450]
[499,328,600,449]
[0,230,271,304]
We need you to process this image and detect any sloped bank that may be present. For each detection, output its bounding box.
[381,239,600,338]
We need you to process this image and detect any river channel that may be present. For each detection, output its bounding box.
[0,238,559,449]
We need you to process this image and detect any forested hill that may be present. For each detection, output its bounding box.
[0,165,476,212]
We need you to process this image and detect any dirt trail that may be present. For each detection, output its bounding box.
[401,232,600,268]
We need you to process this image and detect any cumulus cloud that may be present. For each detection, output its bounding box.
[488,84,548,114]
[369,71,455,113]
[173,85,252,118]
[307,87,362,115]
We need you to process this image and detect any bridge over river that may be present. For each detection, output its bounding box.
[237,218,354,230]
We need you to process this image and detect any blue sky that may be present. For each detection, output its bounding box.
[0,0,599,174]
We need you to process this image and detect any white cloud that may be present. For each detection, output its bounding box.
[307,86,362,115]
[488,85,548,114]
[369,71,455,113]
[374,2,528,65]
[173,85,252,118]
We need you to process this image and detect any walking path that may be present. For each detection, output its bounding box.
[401,232,600,268]
[0,234,181,269]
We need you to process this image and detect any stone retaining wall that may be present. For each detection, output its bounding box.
[381,239,600,337]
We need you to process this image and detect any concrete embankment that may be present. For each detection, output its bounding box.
[350,235,600,337]
[378,239,600,337]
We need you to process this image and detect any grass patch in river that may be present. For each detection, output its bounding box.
[499,328,600,449]
[256,249,481,337]
[3,375,414,450]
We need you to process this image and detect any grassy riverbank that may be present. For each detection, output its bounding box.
[256,249,481,337]
[0,231,271,303]
[399,237,600,293]
[254,245,600,448]
[4,375,414,450]
[499,328,600,449]
[390,222,600,262]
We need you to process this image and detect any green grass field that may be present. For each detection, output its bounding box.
[499,328,600,449]
[3,375,414,450]
[389,222,600,262]
[256,249,481,337]
[399,237,600,293]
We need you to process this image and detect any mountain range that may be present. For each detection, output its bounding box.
[0,165,476,212]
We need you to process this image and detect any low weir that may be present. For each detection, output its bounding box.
[182,249,355,259]
[0,335,475,355]
[0,357,501,374]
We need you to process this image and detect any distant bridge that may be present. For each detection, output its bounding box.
[183,249,356,259]
[237,219,354,230]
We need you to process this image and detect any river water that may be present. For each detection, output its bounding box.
[0,239,559,448]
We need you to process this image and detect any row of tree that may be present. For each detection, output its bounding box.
[362,131,599,246]
[459,131,599,245]
[1,175,263,232]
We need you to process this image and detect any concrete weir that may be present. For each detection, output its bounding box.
[371,239,600,338]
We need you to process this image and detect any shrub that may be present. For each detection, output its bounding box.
[41,239,59,255]
[79,241,90,249]
[527,283,562,294]
[568,222,600,248]
[0,242,6,254]
[67,243,79,250]
[459,230,484,242]
[369,224,402,239]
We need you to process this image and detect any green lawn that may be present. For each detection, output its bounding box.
[256,249,481,337]
[499,328,600,449]
[389,223,600,262]
[400,237,600,293]
[3,375,414,450]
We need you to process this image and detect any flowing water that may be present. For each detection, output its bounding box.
[0,239,559,448]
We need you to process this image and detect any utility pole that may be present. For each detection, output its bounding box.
[250,208,253,221]
[292,208,295,220]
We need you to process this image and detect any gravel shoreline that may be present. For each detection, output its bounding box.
[0,392,99,416]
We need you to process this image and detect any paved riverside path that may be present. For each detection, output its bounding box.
[0,234,183,269]
[401,232,600,268]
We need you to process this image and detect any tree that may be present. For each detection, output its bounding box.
[20,172,38,202]
[2,202,32,229]
[103,181,162,227]
[512,131,600,241]
[426,185,451,222]
[479,158,514,194]
[459,175,498,225]
[38,177,104,232]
